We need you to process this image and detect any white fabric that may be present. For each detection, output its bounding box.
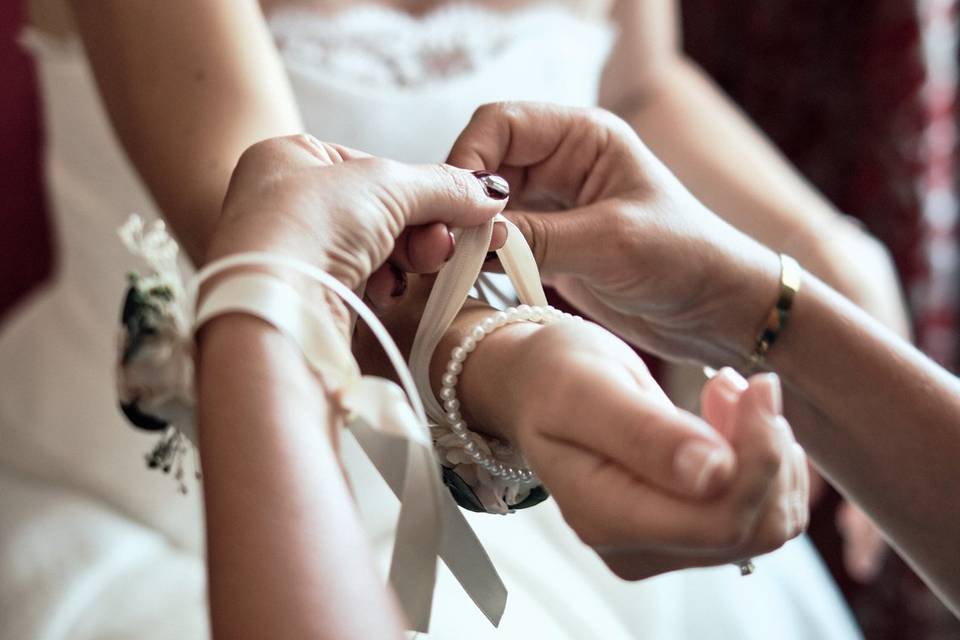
[0,3,861,639]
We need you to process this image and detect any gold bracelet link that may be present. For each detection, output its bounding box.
[749,254,802,369]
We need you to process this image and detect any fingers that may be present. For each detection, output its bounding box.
[301,135,372,163]
[364,264,407,311]
[527,324,737,500]
[538,431,778,552]
[502,205,620,276]
[700,367,749,440]
[540,368,808,579]
[389,223,456,273]
[366,160,509,230]
[237,136,508,234]
[233,135,370,178]
[554,362,736,499]
[447,102,641,207]
[727,374,808,555]
[837,502,888,583]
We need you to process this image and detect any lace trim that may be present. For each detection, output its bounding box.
[270,3,612,89]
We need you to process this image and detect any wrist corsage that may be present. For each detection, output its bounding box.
[116,216,198,492]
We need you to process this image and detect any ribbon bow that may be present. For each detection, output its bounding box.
[193,256,506,633]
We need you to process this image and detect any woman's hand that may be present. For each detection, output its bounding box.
[450,315,808,580]
[447,102,781,366]
[206,134,508,297]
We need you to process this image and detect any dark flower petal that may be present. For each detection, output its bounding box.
[441,466,487,513]
[120,401,168,431]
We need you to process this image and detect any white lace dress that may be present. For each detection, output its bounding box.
[0,5,861,639]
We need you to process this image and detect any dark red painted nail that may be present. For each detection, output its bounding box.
[472,170,510,200]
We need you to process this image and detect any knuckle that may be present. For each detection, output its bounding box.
[434,163,474,203]
[510,213,550,268]
[235,138,276,171]
[585,107,630,136]
[752,437,785,481]
[709,517,753,550]
[353,156,393,177]
[472,101,515,129]
[750,521,792,556]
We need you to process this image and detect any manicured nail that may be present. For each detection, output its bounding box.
[472,170,510,200]
[674,440,730,496]
[717,367,749,392]
[389,264,407,297]
[755,372,782,417]
[445,231,457,262]
[713,368,749,404]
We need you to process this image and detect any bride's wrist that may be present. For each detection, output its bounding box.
[198,249,353,343]
[197,313,344,444]
[430,305,543,444]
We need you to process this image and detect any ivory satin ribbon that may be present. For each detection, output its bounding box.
[409,214,548,423]
[189,215,546,632]
[191,258,504,633]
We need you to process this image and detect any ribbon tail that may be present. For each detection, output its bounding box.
[437,488,507,626]
[348,379,507,628]
[345,379,441,632]
[388,438,442,632]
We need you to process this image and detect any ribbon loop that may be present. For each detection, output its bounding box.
[193,265,507,632]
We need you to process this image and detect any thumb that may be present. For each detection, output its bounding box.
[569,360,736,499]
[379,161,511,229]
[504,205,614,277]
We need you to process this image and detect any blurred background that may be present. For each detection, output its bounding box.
[686,2,960,637]
[2,2,958,637]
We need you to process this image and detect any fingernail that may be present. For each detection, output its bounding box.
[714,367,749,402]
[472,170,510,200]
[445,231,456,262]
[389,264,407,297]
[674,440,730,496]
[717,367,749,391]
[755,372,782,417]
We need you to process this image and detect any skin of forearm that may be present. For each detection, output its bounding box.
[69,1,303,263]
[619,55,913,498]
[769,274,960,613]
[197,315,405,639]
[618,57,909,330]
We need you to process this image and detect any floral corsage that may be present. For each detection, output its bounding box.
[116,216,198,492]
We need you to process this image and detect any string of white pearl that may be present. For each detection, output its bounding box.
[439,304,582,483]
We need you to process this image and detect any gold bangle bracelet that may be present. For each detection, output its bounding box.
[749,254,802,368]
[703,254,801,578]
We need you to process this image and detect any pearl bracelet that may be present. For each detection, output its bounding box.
[438,304,582,483]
